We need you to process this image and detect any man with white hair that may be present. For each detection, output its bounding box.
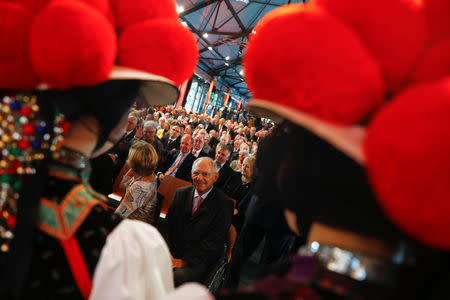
[163,157,234,286]
[191,134,208,158]
[135,120,164,163]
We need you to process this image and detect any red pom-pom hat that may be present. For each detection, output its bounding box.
[30,0,117,89]
[364,78,450,250]
[244,4,384,164]
[312,0,426,93]
[116,19,198,104]
[0,2,38,90]
[10,0,198,105]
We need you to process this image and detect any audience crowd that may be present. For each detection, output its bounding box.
[88,104,275,288]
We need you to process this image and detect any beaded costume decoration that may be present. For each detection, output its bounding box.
[0,93,69,253]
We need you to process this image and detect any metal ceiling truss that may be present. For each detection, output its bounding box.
[180,0,292,99]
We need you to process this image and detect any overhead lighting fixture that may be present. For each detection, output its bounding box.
[208,46,213,51]
[239,70,244,76]
[176,5,184,13]
[225,56,230,60]
[225,62,229,66]
[181,21,188,27]
[203,33,208,38]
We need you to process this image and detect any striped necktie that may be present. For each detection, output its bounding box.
[192,195,203,215]
[165,153,184,176]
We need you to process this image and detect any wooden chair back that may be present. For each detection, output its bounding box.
[157,175,192,216]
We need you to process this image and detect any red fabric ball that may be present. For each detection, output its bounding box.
[0,2,38,90]
[118,19,198,86]
[16,0,50,12]
[112,0,177,32]
[18,139,30,150]
[411,37,450,84]
[20,105,32,117]
[18,0,114,23]
[364,78,450,249]
[244,4,384,125]
[30,0,117,89]
[22,123,35,135]
[313,0,426,93]
[424,0,450,44]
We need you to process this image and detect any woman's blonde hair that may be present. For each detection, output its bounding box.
[127,140,158,176]
[243,156,256,178]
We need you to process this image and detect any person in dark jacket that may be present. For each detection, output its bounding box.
[163,157,234,286]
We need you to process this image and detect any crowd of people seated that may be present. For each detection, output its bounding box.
[87,104,273,287]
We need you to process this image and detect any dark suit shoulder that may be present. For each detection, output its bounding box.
[176,185,194,195]
[212,187,234,207]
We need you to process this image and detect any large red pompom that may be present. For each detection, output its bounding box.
[118,19,198,86]
[16,0,50,12]
[364,78,450,249]
[313,0,425,93]
[424,0,450,44]
[30,0,117,89]
[244,4,384,125]
[411,38,450,84]
[18,0,114,23]
[0,2,38,90]
[112,0,178,32]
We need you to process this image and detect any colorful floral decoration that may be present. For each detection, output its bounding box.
[0,93,68,252]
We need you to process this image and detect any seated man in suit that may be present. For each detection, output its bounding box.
[214,143,240,194]
[158,134,195,182]
[191,134,208,159]
[164,157,234,286]
[161,123,181,152]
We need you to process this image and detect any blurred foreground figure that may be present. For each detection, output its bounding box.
[221,0,450,299]
[0,0,206,299]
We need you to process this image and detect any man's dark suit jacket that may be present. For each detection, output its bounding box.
[110,128,136,178]
[192,149,209,159]
[161,135,181,152]
[158,150,195,182]
[215,162,240,194]
[164,186,234,281]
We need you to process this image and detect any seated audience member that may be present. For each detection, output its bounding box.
[214,143,240,193]
[161,123,182,152]
[156,118,169,139]
[134,121,164,163]
[110,114,138,177]
[208,130,219,154]
[249,126,257,142]
[185,124,193,136]
[230,150,249,172]
[158,134,195,182]
[219,133,231,146]
[203,134,212,155]
[229,157,256,232]
[230,139,243,162]
[115,141,159,225]
[164,157,234,286]
[192,134,208,158]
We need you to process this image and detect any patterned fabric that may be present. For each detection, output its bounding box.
[38,185,108,240]
[24,205,121,300]
[115,178,157,219]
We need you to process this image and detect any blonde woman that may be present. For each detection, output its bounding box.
[115,141,159,224]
